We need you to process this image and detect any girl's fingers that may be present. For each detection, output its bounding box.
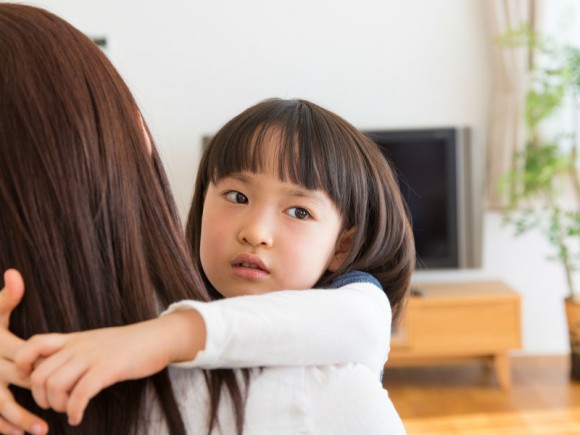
[29,350,72,410]
[0,416,23,435]
[0,270,25,328]
[67,367,116,426]
[0,330,24,362]
[0,359,29,389]
[14,334,65,377]
[0,386,47,435]
[43,358,90,413]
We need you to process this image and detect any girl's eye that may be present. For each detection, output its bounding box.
[287,207,311,220]
[224,190,248,204]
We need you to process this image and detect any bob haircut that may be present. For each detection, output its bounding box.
[187,98,415,324]
[0,4,245,435]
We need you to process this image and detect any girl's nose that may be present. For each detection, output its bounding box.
[238,210,274,247]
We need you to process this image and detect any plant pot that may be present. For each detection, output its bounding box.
[565,297,580,380]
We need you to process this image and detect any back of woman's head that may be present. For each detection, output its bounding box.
[0,4,231,434]
[187,98,415,323]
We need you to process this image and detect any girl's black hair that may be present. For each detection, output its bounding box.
[187,98,415,324]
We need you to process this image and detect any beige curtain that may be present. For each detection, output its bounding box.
[485,0,538,209]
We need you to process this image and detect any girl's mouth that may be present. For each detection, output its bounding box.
[231,255,269,279]
[231,262,269,279]
[236,262,263,270]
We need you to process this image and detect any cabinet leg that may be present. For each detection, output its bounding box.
[493,352,511,390]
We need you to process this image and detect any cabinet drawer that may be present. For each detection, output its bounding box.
[411,300,520,353]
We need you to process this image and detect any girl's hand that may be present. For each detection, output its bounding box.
[0,270,48,435]
[15,309,205,426]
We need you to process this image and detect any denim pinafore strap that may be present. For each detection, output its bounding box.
[323,270,382,291]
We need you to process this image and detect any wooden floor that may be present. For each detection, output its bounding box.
[382,355,580,434]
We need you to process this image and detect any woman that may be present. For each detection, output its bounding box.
[0,4,246,434]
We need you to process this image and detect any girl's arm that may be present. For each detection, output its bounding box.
[0,270,205,432]
[14,275,392,427]
[0,270,49,435]
[14,309,206,427]
[166,282,391,375]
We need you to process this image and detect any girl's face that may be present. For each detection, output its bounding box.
[199,168,351,297]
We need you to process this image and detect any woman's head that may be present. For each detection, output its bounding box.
[187,98,415,322]
[0,2,200,333]
[0,4,246,434]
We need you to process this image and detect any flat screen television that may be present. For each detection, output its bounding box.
[365,128,479,270]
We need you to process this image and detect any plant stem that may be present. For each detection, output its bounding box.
[571,89,580,206]
[570,88,580,301]
[570,148,580,208]
[550,203,576,298]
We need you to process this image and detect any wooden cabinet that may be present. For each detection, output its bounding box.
[388,280,522,389]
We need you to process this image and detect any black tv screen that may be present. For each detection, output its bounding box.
[365,128,463,269]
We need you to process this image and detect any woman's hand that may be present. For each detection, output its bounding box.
[0,270,48,435]
[15,309,205,426]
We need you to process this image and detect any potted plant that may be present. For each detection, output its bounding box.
[499,26,580,378]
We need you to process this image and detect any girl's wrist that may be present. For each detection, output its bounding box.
[157,309,206,363]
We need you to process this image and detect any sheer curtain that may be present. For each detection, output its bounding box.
[485,0,538,209]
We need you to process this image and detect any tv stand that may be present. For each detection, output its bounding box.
[388,280,522,390]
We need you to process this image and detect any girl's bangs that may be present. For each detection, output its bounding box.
[206,121,339,198]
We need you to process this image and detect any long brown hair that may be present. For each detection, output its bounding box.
[186,98,415,324]
[0,4,245,434]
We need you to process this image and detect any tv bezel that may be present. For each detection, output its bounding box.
[365,127,471,270]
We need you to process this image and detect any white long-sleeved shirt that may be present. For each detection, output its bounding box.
[145,282,406,434]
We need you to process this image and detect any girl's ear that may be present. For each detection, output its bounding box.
[328,227,355,272]
[137,111,153,156]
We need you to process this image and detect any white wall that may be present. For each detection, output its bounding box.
[25,0,491,216]
[17,0,575,354]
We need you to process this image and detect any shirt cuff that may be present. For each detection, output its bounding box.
[160,300,220,368]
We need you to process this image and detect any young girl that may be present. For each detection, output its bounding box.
[4,98,414,434]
